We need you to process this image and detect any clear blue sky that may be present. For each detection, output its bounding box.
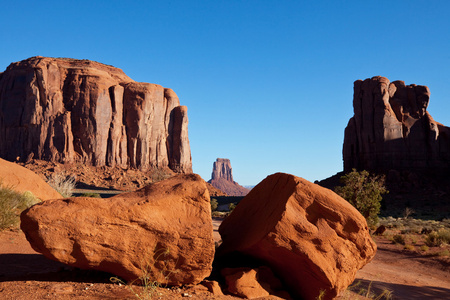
[1,1,449,186]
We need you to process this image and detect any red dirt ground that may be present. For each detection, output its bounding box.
[1,221,449,299]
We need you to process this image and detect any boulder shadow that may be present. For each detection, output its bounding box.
[0,254,113,284]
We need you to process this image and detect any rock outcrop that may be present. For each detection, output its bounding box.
[343,76,450,172]
[20,174,214,285]
[217,173,376,300]
[208,158,249,196]
[0,57,192,173]
[0,158,61,200]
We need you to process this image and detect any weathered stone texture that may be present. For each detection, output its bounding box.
[217,173,376,300]
[0,57,192,173]
[343,76,450,172]
[21,174,214,285]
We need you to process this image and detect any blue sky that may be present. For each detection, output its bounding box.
[1,1,449,185]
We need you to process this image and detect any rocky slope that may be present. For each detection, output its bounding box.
[0,57,192,173]
[207,158,249,196]
[343,76,450,172]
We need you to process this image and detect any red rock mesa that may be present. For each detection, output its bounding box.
[0,57,192,173]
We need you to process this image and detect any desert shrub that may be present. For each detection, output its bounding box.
[335,169,388,227]
[404,244,415,251]
[149,168,172,183]
[46,172,76,197]
[228,202,237,212]
[425,229,450,247]
[420,245,429,252]
[392,234,405,245]
[80,192,101,198]
[436,250,450,257]
[210,198,218,212]
[0,184,40,230]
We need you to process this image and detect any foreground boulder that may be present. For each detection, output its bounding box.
[0,158,61,200]
[21,174,214,285]
[217,173,376,300]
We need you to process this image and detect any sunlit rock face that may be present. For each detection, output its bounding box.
[0,56,192,173]
[343,76,450,172]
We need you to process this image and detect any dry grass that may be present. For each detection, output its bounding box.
[0,183,40,230]
[46,172,76,197]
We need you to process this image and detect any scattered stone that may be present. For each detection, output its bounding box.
[217,173,377,300]
[21,174,214,286]
[374,225,387,235]
[200,280,224,295]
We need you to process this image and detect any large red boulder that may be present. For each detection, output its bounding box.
[0,158,61,200]
[20,174,214,285]
[217,173,376,300]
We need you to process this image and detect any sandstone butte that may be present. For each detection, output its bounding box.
[208,158,249,196]
[217,173,376,300]
[20,174,214,286]
[0,56,192,173]
[344,76,450,172]
[0,157,61,200]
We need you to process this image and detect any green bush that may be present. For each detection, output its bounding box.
[425,229,450,247]
[335,169,388,227]
[0,184,40,230]
[392,234,405,245]
[210,198,218,212]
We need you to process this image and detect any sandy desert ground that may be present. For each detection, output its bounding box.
[0,219,449,300]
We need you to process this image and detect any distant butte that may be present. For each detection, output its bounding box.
[208,158,249,196]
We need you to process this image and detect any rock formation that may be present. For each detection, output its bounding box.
[343,76,450,172]
[0,158,61,200]
[0,57,192,173]
[208,158,249,196]
[217,173,376,300]
[20,174,214,285]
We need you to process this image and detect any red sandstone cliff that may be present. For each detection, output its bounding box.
[343,76,450,172]
[0,57,192,173]
[208,158,249,196]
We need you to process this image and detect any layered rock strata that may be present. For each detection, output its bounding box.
[217,173,376,300]
[343,76,450,172]
[208,158,249,196]
[21,174,214,285]
[0,57,192,173]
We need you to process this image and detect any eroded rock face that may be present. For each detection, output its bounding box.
[20,174,214,285]
[0,158,61,200]
[208,158,249,196]
[0,56,192,173]
[343,76,450,172]
[217,173,376,300]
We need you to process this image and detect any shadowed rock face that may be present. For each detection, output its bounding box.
[217,173,376,300]
[0,57,192,173]
[343,76,450,172]
[208,158,249,196]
